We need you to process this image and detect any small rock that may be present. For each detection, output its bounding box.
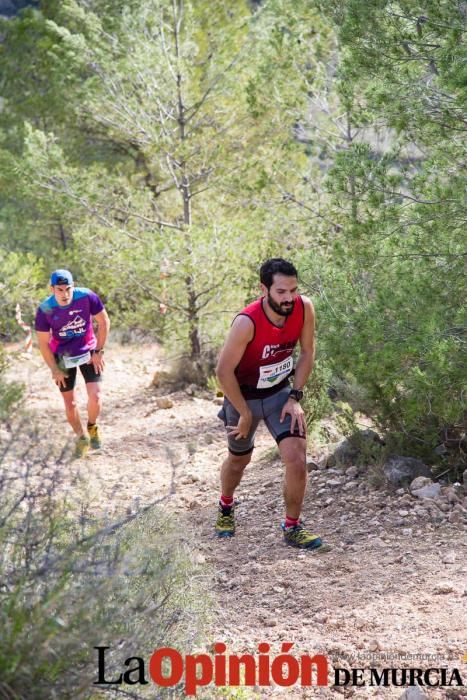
[448,510,465,525]
[150,370,172,387]
[324,497,333,507]
[399,493,414,505]
[306,460,319,472]
[314,613,328,624]
[346,466,359,479]
[327,478,344,487]
[193,553,206,564]
[185,383,198,396]
[452,504,466,514]
[441,486,459,504]
[156,396,174,409]
[441,551,456,564]
[433,580,454,594]
[410,476,433,491]
[204,433,214,444]
[342,481,358,492]
[412,483,441,500]
[368,639,380,652]
[263,618,278,627]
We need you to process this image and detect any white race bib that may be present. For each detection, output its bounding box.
[63,351,91,369]
[256,356,293,389]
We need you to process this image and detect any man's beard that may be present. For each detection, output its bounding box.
[267,292,294,317]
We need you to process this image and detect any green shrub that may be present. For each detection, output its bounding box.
[302,358,334,441]
[0,425,211,700]
[0,248,44,341]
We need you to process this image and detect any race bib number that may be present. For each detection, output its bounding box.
[256,356,293,389]
[63,351,91,369]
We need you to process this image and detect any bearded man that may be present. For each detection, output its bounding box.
[215,258,330,551]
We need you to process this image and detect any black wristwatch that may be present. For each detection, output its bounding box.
[289,388,304,402]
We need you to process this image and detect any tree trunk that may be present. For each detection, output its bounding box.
[173,0,202,364]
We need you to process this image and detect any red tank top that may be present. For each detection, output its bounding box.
[234,295,305,397]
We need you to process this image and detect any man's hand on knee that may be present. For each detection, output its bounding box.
[52,368,68,389]
[280,398,306,436]
[227,410,252,440]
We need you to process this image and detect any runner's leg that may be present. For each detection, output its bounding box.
[220,451,252,497]
[85,380,102,425]
[61,389,86,436]
[278,436,307,520]
[218,397,260,498]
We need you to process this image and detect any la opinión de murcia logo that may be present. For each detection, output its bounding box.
[94,644,465,696]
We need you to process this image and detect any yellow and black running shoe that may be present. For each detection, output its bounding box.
[282,521,332,551]
[215,503,235,538]
[88,424,101,449]
[73,435,90,459]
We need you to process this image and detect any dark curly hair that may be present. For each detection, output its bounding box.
[259,258,298,289]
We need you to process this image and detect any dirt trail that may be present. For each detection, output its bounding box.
[16,343,467,699]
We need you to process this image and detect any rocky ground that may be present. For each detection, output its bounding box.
[10,342,467,699]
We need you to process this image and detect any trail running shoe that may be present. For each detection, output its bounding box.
[88,424,101,449]
[74,435,90,459]
[215,503,235,538]
[281,521,332,552]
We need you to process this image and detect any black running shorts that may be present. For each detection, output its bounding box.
[217,385,306,456]
[54,354,102,393]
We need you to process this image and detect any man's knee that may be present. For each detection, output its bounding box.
[62,391,76,409]
[280,441,307,473]
[87,384,102,402]
[226,451,252,472]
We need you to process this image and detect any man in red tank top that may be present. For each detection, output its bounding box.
[215,258,331,551]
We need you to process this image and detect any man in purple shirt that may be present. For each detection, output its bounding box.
[35,269,110,458]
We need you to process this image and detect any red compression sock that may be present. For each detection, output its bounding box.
[220,495,234,508]
[285,515,300,528]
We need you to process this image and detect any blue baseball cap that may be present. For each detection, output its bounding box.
[50,269,74,286]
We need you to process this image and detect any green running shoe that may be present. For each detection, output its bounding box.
[282,521,332,551]
[88,424,101,449]
[215,503,235,538]
[74,435,90,459]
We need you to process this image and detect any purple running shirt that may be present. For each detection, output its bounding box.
[35,287,104,357]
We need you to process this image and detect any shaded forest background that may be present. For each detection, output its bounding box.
[0,0,465,474]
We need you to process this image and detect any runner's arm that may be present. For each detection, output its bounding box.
[90,308,110,373]
[279,298,315,434]
[216,315,254,418]
[93,309,110,352]
[36,331,67,387]
[293,296,315,390]
[36,331,60,373]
